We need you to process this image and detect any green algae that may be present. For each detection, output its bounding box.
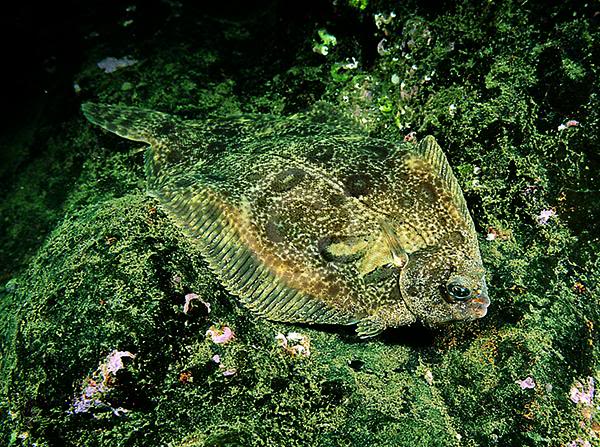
[1,1,599,446]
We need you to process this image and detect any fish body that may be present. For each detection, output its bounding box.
[82,103,489,337]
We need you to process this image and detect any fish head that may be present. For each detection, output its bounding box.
[398,236,489,326]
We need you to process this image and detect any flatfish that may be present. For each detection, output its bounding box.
[82,103,489,337]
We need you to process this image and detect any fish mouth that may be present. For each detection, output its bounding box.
[469,293,490,319]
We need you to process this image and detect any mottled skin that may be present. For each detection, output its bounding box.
[82,103,489,337]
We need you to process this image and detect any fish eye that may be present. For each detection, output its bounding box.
[446,281,472,301]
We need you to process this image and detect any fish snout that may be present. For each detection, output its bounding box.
[469,291,490,318]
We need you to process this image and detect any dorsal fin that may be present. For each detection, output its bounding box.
[415,135,475,233]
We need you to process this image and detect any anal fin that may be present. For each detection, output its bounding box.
[157,185,356,326]
[356,316,386,338]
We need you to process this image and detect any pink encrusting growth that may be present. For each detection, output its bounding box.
[70,350,135,415]
[516,376,536,389]
[206,325,235,344]
[570,377,595,405]
[183,292,211,315]
[536,209,555,225]
[558,119,580,131]
[104,350,136,375]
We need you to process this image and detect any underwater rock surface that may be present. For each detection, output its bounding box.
[0,1,598,446]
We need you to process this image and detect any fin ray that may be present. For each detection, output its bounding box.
[356,316,385,339]
[416,136,475,233]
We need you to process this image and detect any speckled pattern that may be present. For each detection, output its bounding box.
[82,102,488,337]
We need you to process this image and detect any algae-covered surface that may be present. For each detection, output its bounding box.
[0,1,598,446]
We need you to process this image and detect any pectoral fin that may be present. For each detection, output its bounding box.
[358,220,408,277]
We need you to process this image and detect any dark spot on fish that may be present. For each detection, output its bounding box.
[308,143,335,163]
[344,173,372,197]
[447,230,465,245]
[272,168,306,192]
[320,379,348,405]
[317,236,337,262]
[265,217,286,243]
[420,181,439,203]
[281,203,307,222]
[328,284,341,296]
[310,199,325,211]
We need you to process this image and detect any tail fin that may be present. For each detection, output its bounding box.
[81,103,179,145]
[82,103,190,188]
